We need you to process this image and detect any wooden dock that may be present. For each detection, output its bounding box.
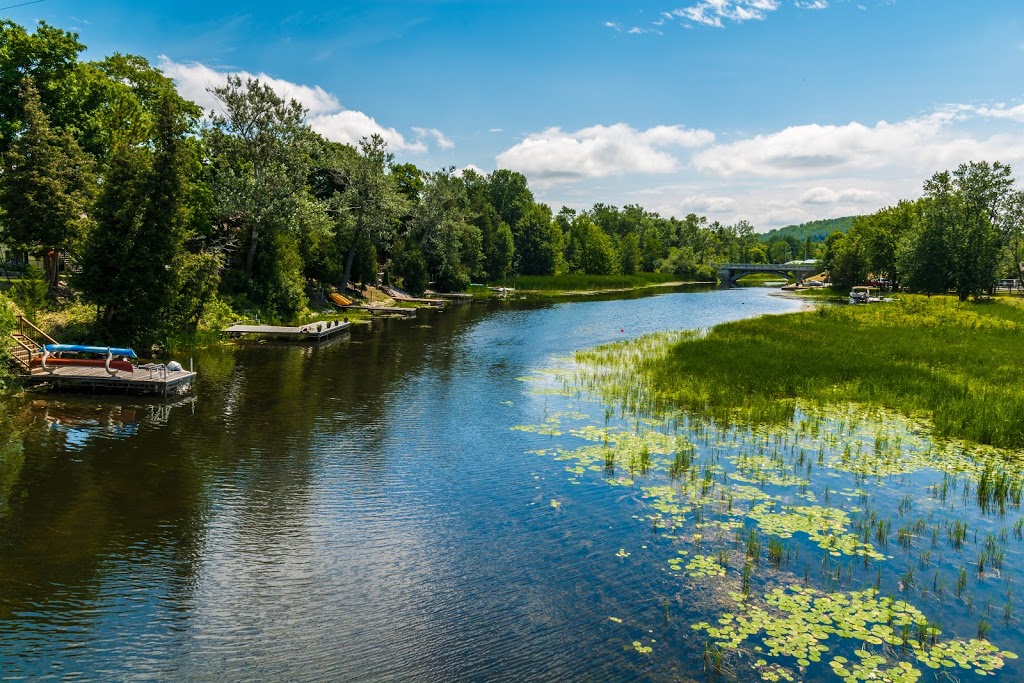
[9,315,196,397]
[223,320,352,341]
[340,305,418,317]
[23,365,197,396]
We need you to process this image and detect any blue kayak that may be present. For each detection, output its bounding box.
[44,344,138,359]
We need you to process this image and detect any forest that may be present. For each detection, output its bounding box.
[0,20,774,350]
[1,20,1022,352]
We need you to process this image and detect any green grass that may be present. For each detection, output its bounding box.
[491,272,686,292]
[578,295,1024,449]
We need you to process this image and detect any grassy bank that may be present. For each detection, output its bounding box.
[491,272,684,293]
[578,295,1024,448]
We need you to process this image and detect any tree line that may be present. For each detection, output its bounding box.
[822,162,1024,300]
[0,21,778,348]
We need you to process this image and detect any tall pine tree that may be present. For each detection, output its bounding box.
[0,77,94,291]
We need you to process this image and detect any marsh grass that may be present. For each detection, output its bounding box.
[582,295,1024,449]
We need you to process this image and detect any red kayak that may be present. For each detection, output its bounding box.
[31,357,135,373]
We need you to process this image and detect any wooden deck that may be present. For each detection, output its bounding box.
[23,366,197,396]
[340,305,418,317]
[429,292,473,301]
[223,321,352,341]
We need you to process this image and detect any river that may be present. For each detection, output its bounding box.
[0,286,814,681]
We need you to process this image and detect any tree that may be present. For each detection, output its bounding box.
[79,94,218,345]
[563,213,617,275]
[339,136,408,293]
[820,231,844,273]
[0,78,94,290]
[205,76,315,280]
[77,140,149,329]
[999,191,1024,285]
[619,233,640,275]
[0,21,86,156]
[488,169,533,231]
[828,232,868,291]
[915,169,1000,300]
[768,239,792,264]
[515,204,561,275]
[853,201,918,287]
[416,168,478,291]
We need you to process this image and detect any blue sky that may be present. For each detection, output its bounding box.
[7,0,1024,229]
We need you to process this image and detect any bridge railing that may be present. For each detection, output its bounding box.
[716,263,819,271]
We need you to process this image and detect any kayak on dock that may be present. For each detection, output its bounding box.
[39,344,138,374]
[44,344,138,358]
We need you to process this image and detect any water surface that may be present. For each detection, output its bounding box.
[0,287,826,681]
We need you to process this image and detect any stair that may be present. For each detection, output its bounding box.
[9,332,39,374]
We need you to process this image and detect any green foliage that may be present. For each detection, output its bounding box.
[563,211,619,275]
[493,272,678,292]
[0,20,86,156]
[0,77,95,289]
[616,295,1024,448]
[828,230,868,291]
[515,203,562,276]
[761,216,857,245]
[10,266,49,321]
[204,74,316,294]
[619,233,640,275]
[767,239,792,264]
[392,243,429,295]
[78,94,214,347]
[416,168,477,291]
[0,293,15,388]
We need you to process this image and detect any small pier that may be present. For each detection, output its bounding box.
[9,317,196,396]
[22,365,196,396]
[430,292,473,302]
[339,305,417,318]
[223,320,352,341]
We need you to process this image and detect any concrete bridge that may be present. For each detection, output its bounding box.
[716,262,819,286]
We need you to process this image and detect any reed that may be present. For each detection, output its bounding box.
[582,295,1024,449]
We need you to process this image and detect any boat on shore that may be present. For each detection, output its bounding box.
[849,285,884,304]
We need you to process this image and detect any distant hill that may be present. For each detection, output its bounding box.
[760,216,858,244]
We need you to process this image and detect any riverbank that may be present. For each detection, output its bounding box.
[577,294,1024,448]
[487,272,696,296]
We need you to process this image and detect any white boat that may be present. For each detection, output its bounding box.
[849,285,883,304]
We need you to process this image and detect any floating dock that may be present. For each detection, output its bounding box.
[223,320,352,341]
[9,316,196,396]
[339,305,417,317]
[22,365,197,396]
[429,292,473,301]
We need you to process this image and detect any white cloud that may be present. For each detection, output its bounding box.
[679,194,737,212]
[157,56,450,153]
[669,0,782,28]
[157,56,340,117]
[496,123,714,184]
[795,0,827,9]
[412,127,454,150]
[458,163,488,177]
[972,103,1024,122]
[528,105,1024,230]
[691,111,1024,178]
[800,186,880,204]
[310,111,426,153]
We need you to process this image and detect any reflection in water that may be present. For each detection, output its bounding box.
[0,287,810,681]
